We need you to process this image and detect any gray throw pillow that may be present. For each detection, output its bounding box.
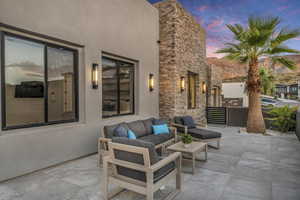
[182,116,196,128]
[114,125,128,137]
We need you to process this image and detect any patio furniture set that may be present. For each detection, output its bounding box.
[98,116,222,200]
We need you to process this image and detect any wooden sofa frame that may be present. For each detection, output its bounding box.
[103,142,182,200]
[98,127,178,166]
[172,123,221,149]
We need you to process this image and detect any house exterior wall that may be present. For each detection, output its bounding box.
[0,0,159,182]
[155,0,208,125]
[222,82,248,107]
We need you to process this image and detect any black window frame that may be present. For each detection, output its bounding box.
[1,31,79,130]
[102,56,135,118]
[187,71,198,110]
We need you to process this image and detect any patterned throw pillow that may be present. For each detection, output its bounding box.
[114,125,128,137]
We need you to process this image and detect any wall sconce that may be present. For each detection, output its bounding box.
[92,63,99,89]
[180,76,185,92]
[202,81,207,94]
[149,73,154,92]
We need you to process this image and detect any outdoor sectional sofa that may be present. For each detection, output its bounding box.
[98,118,177,165]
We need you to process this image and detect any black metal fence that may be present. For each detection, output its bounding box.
[207,107,273,128]
[206,107,227,125]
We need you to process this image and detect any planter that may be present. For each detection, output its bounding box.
[183,143,191,148]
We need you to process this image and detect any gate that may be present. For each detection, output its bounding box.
[206,107,227,125]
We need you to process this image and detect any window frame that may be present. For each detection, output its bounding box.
[1,31,79,130]
[187,71,198,110]
[102,56,135,118]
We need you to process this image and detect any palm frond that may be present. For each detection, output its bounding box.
[271,29,300,47]
[272,57,297,70]
[269,45,300,54]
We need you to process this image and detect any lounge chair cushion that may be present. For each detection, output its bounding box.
[142,118,155,134]
[182,116,196,128]
[127,120,148,138]
[112,137,175,183]
[139,133,173,145]
[188,128,222,140]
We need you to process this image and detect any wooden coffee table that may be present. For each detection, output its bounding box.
[167,141,207,174]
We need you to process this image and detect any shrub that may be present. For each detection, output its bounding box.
[267,105,298,133]
[182,133,193,144]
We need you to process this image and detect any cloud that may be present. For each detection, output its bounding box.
[197,5,209,12]
[207,45,224,58]
[295,37,300,41]
[207,19,224,30]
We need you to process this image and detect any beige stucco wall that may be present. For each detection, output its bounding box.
[0,0,159,181]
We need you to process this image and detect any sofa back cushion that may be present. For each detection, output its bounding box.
[153,118,168,125]
[112,137,159,165]
[142,118,154,134]
[104,123,129,138]
[127,120,148,138]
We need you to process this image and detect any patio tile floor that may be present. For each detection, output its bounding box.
[0,126,300,200]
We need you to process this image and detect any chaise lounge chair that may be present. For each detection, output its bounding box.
[103,137,182,200]
[172,116,222,149]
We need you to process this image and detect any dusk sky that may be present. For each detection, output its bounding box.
[148,0,300,58]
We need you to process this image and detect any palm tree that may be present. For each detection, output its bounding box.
[259,67,275,96]
[217,16,300,133]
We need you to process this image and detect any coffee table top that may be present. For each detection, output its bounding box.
[167,141,207,153]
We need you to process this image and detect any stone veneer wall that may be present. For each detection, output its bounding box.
[207,63,223,107]
[155,0,208,125]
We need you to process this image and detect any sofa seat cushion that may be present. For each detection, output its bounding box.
[116,159,175,183]
[142,118,154,134]
[188,128,222,140]
[127,120,148,138]
[139,134,174,145]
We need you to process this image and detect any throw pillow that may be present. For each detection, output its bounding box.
[114,125,128,137]
[128,129,137,139]
[152,124,170,135]
[182,116,196,128]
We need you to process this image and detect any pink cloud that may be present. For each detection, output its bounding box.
[197,5,209,12]
[206,45,224,58]
[295,37,300,41]
[207,19,224,30]
[277,5,289,11]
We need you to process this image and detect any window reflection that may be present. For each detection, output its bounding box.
[47,47,75,122]
[102,57,134,117]
[4,36,45,126]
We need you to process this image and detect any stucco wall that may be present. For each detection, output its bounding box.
[155,0,208,125]
[0,0,159,181]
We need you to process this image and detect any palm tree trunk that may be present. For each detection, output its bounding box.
[247,59,266,133]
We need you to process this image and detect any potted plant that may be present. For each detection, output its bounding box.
[182,133,193,148]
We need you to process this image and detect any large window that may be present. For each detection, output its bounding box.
[102,56,134,118]
[188,71,197,109]
[1,33,78,129]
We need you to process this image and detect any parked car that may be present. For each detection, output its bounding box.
[261,96,278,107]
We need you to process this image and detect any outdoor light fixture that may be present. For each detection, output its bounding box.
[180,76,185,92]
[149,73,154,92]
[92,63,99,89]
[202,81,207,94]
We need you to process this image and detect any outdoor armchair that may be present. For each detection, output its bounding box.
[103,137,182,200]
